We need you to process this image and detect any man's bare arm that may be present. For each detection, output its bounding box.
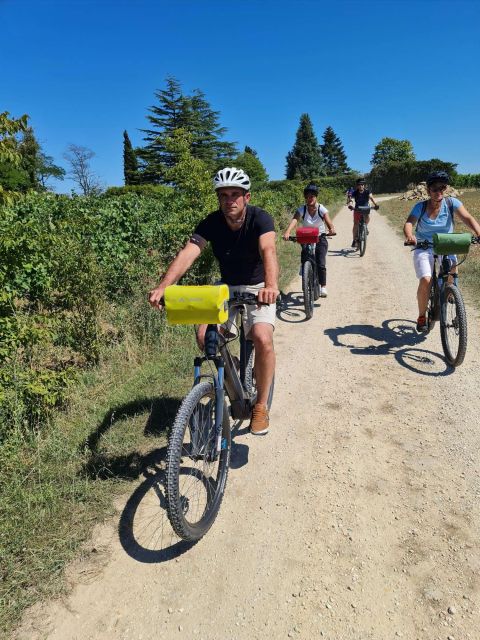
[258,231,279,304]
[149,241,202,308]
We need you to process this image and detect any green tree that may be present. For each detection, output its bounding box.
[18,127,41,190]
[36,151,65,190]
[186,89,236,166]
[285,114,324,180]
[321,126,350,175]
[0,111,28,204]
[123,130,140,185]
[139,77,236,182]
[234,146,269,190]
[371,137,415,167]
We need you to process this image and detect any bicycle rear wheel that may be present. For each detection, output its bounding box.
[166,381,231,541]
[358,222,367,256]
[302,260,314,319]
[440,283,467,367]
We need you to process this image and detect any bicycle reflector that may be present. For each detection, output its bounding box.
[432,233,472,255]
[296,227,320,244]
[164,285,229,325]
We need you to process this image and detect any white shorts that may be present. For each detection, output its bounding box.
[224,282,276,336]
[413,248,457,279]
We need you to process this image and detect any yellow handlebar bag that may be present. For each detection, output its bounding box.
[164,285,229,325]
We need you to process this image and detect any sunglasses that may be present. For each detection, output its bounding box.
[430,184,448,193]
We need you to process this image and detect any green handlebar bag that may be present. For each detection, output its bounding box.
[432,233,472,255]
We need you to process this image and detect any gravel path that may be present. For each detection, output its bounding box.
[16,204,480,640]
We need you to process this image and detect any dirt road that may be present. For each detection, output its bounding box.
[17,204,480,640]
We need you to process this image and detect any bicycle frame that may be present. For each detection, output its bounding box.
[191,303,256,459]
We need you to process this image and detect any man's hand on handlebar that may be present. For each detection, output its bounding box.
[258,286,279,305]
[348,205,354,211]
[374,204,380,210]
[149,284,166,310]
[404,234,417,246]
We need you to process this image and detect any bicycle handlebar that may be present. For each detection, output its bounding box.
[349,205,379,212]
[404,237,480,249]
[228,291,270,307]
[285,232,336,242]
[158,291,271,307]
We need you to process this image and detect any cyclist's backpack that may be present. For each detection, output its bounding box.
[416,197,455,231]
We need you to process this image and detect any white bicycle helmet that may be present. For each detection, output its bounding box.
[213,167,251,191]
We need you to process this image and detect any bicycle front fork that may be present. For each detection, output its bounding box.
[193,353,226,460]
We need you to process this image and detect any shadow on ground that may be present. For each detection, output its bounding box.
[328,246,359,259]
[325,318,454,377]
[118,452,197,563]
[80,396,182,480]
[276,290,320,323]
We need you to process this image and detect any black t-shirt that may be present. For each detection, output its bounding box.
[191,205,275,285]
[353,189,370,208]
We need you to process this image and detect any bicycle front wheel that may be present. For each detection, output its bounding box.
[166,381,231,541]
[358,222,367,257]
[440,283,467,367]
[302,260,314,319]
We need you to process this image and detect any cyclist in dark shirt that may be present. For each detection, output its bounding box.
[347,178,379,248]
[149,167,279,435]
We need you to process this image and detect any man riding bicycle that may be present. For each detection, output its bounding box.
[348,178,379,247]
[149,167,279,435]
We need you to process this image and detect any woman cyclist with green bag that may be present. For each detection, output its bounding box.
[403,171,480,333]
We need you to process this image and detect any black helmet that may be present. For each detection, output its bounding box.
[356,178,366,185]
[303,183,319,196]
[426,170,449,186]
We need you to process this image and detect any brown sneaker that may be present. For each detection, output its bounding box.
[249,403,269,435]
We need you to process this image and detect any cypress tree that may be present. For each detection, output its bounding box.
[285,114,324,180]
[123,130,139,185]
[321,126,350,175]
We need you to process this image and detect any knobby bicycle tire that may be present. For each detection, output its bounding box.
[426,278,438,332]
[358,223,367,257]
[243,339,275,410]
[165,381,231,541]
[440,283,468,367]
[313,265,321,301]
[302,260,314,319]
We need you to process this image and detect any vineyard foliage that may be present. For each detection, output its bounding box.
[0,139,333,440]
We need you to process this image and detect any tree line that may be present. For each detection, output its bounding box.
[2,77,479,200]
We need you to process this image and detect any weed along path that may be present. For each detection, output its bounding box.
[16,203,480,640]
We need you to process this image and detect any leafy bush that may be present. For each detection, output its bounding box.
[368,159,458,193]
[104,184,171,198]
[453,174,480,188]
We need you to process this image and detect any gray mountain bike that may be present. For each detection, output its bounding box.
[164,291,274,541]
[405,235,480,367]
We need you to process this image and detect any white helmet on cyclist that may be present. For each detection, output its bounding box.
[213,167,251,192]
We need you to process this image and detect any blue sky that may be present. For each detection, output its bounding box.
[1,0,479,191]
